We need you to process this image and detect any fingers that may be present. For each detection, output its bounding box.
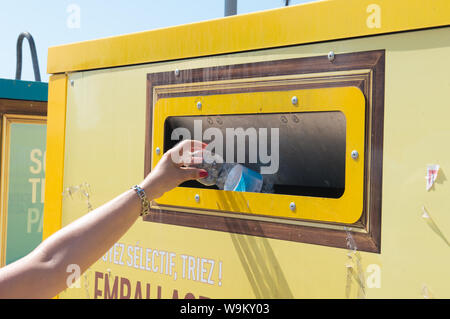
[176,155,203,167]
[170,140,207,165]
[174,140,207,153]
[179,167,208,181]
[190,140,208,152]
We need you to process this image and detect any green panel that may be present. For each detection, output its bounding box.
[0,78,47,102]
[5,123,46,265]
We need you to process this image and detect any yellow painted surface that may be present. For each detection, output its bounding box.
[42,74,67,241]
[53,27,450,299]
[47,0,450,74]
[153,87,365,224]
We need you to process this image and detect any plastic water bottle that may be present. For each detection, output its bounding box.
[192,150,263,193]
[223,164,263,193]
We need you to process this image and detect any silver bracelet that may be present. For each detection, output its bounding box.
[131,185,151,216]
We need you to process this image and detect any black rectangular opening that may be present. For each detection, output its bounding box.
[163,111,346,198]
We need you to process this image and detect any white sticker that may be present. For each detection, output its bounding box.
[426,164,440,191]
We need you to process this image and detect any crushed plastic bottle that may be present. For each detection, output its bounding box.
[223,164,263,192]
[192,149,263,193]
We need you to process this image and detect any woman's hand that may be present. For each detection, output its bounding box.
[140,140,208,199]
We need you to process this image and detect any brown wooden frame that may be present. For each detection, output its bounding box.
[0,99,47,117]
[144,50,385,253]
[0,98,47,160]
[0,98,47,265]
[0,98,47,173]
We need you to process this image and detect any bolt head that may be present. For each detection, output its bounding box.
[328,51,335,62]
[351,150,359,160]
[70,80,74,86]
[174,69,180,76]
[155,147,161,155]
[289,202,296,211]
[291,96,298,105]
[195,194,200,202]
[197,101,202,110]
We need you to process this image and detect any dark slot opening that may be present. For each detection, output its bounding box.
[163,111,346,198]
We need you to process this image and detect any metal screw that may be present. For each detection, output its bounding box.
[195,194,200,202]
[70,80,74,87]
[351,150,359,160]
[174,69,180,77]
[328,51,335,62]
[289,202,296,211]
[197,101,202,110]
[291,96,298,105]
[155,147,161,155]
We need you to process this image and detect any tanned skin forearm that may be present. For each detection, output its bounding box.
[0,189,142,298]
[0,140,207,299]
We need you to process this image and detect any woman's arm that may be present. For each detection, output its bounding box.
[0,140,207,299]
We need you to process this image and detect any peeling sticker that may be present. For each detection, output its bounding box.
[344,227,366,299]
[63,182,94,212]
[83,268,92,299]
[422,284,435,299]
[426,164,440,191]
[421,206,450,247]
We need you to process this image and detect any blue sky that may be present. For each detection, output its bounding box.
[0,0,316,82]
